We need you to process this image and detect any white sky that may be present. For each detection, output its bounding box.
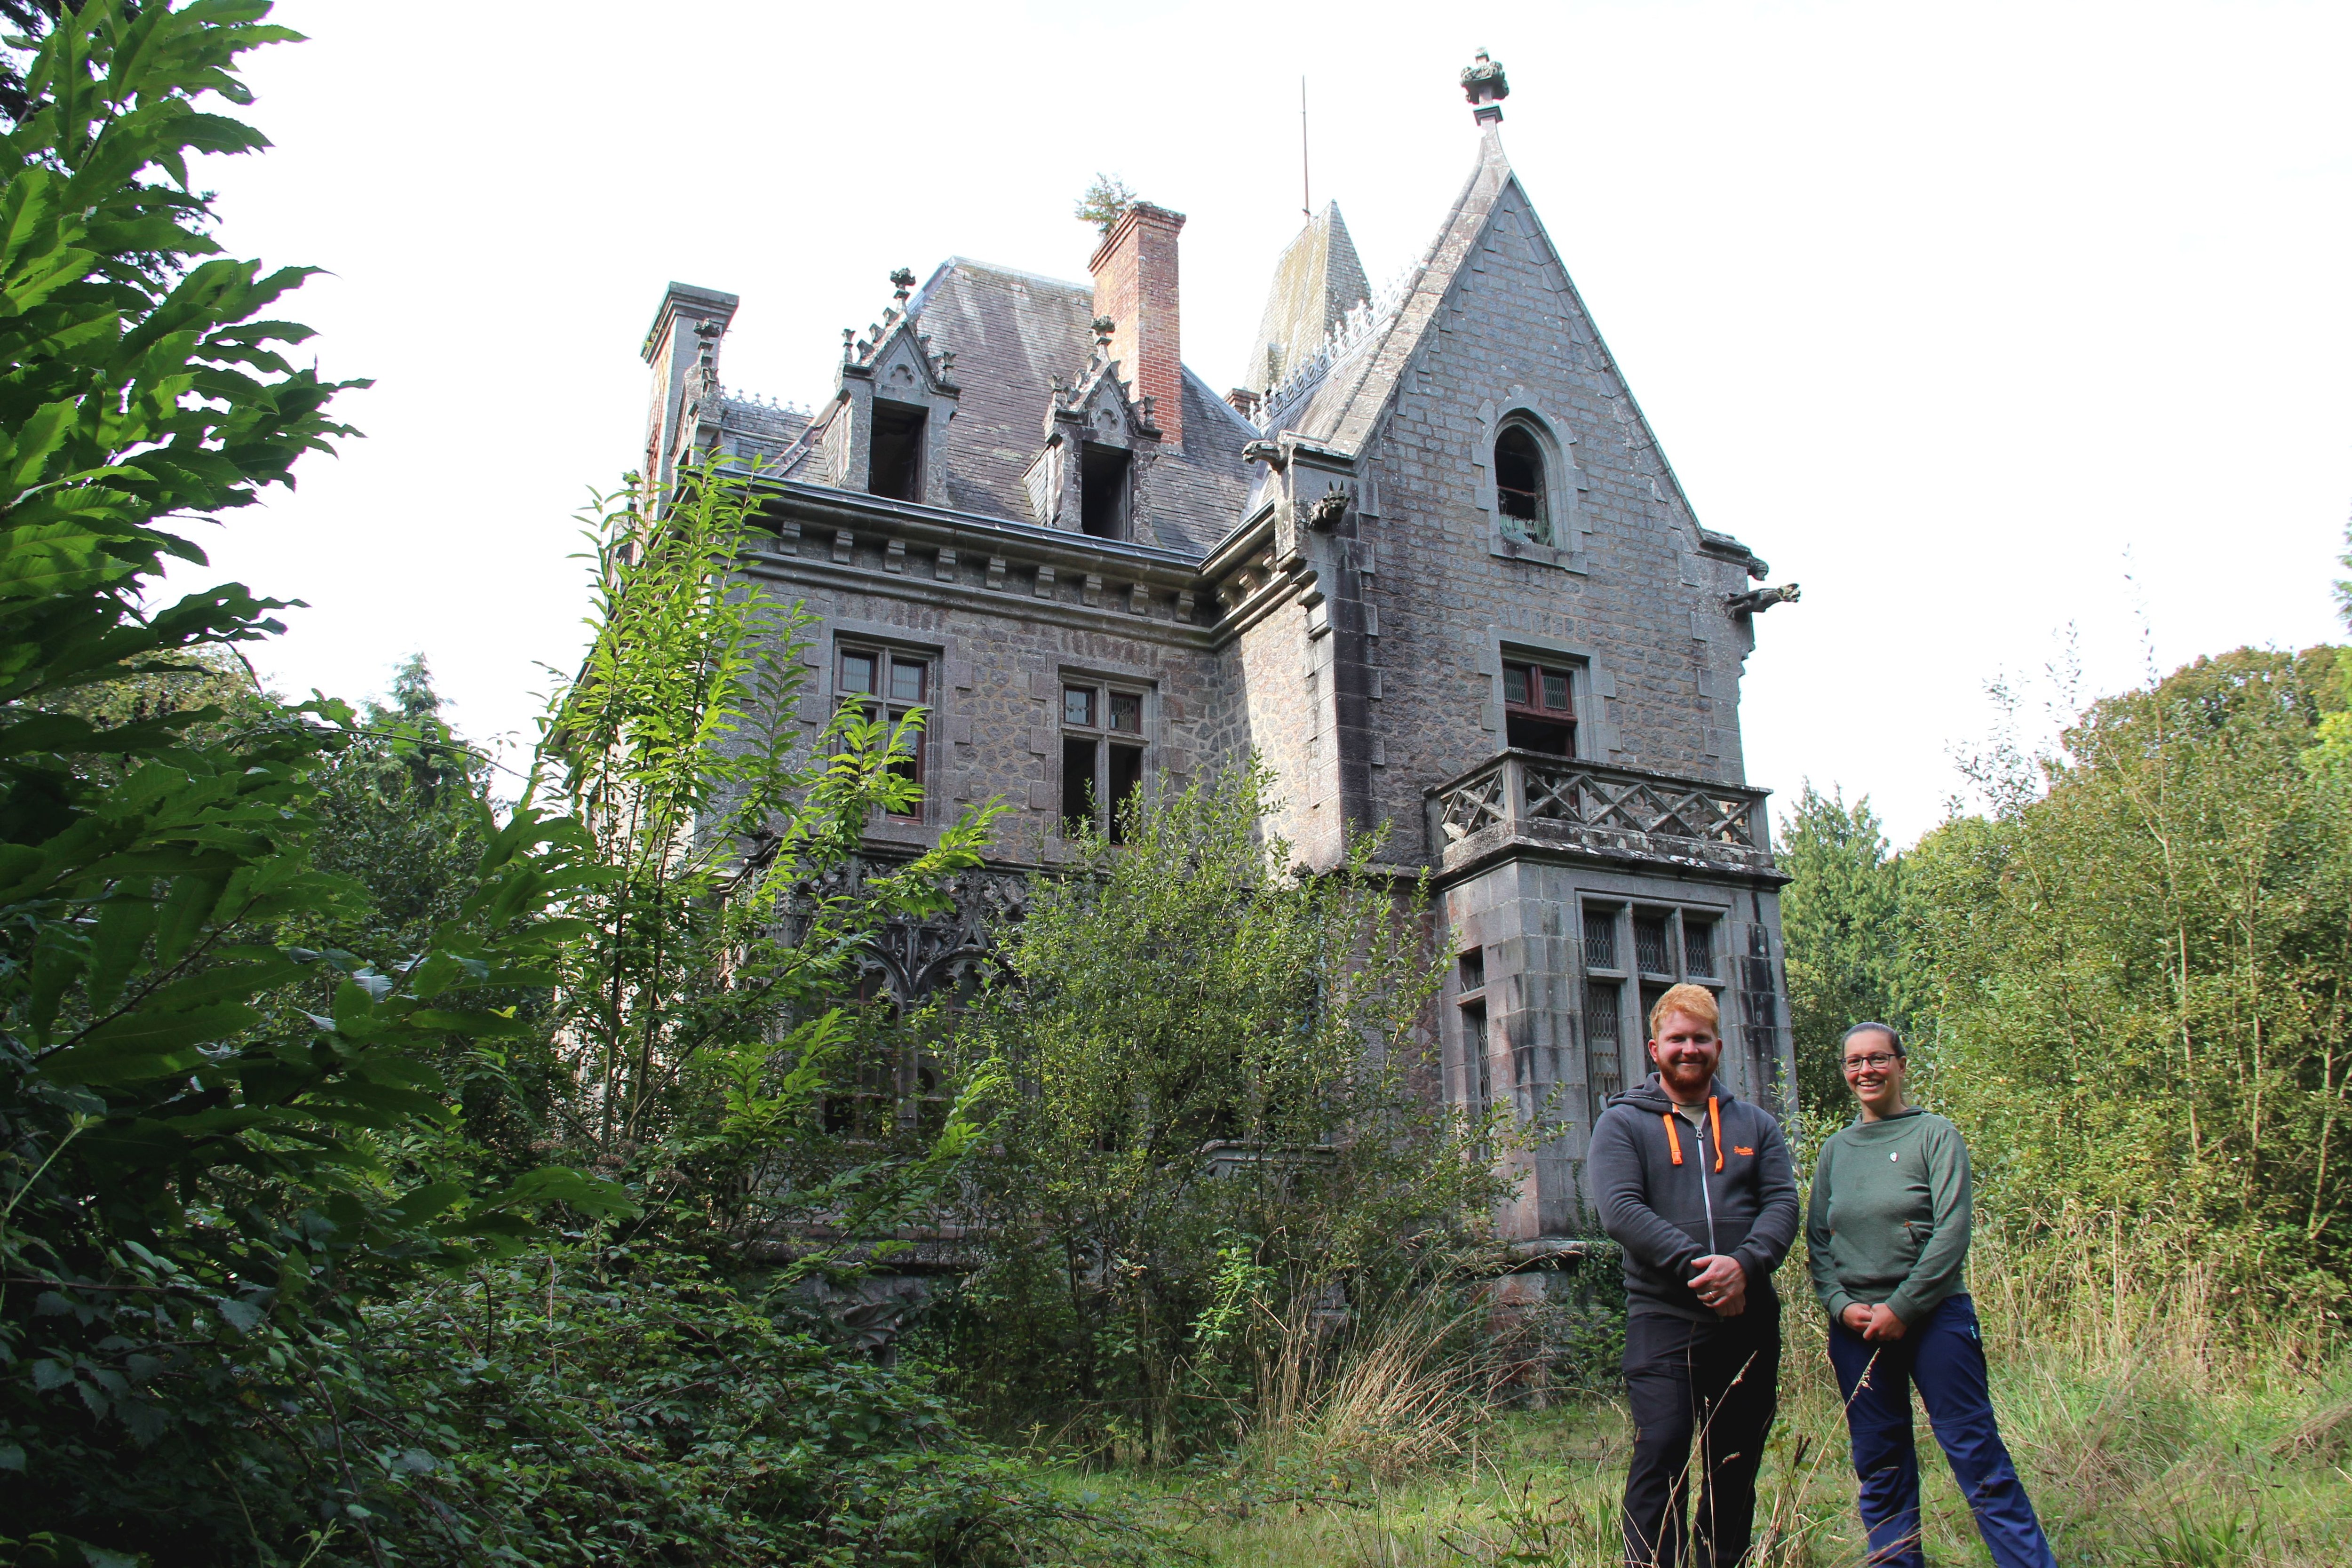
[185,0,2352,844]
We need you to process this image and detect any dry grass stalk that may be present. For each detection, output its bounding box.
[1246,1282,1504,1484]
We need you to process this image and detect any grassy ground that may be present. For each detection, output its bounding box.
[1052,1252,2352,1566]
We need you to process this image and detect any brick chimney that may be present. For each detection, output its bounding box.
[1089,202,1185,450]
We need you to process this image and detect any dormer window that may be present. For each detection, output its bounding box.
[1080,442,1131,539]
[869,400,926,501]
[1502,658,1576,756]
[1494,422,1548,543]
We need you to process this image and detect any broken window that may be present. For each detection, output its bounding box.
[1502,657,1576,756]
[1632,907,1728,1035]
[839,644,930,821]
[1494,422,1548,542]
[869,400,926,501]
[1080,441,1131,539]
[1634,911,1674,977]
[1060,677,1148,840]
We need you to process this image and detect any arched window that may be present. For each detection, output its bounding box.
[1494,422,1549,543]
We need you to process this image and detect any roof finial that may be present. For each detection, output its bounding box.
[1460,48,1509,126]
[890,266,915,304]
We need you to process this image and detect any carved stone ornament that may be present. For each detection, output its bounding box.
[1460,48,1510,109]
[1240,439,1287,470]
[1724,582,1802,616]
[781,859,1029,1004]
[1306,488,1349,531]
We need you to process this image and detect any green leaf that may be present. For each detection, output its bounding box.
[381,1181,465,1227]
[405,1006,530,1039]
[488,1167,639,1218]
[40,1001,262,1084]
[0,522,131,599]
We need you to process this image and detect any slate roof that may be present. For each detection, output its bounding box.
[716,394,812,465]
[901,259,1094,520]
[878,257,1252,556]
[1252,128,1727,556]
[717,128,1736,564]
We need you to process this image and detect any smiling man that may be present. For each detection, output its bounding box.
[1587,982,1800,1568]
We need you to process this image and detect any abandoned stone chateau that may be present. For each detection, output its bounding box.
[636,55,1802,1251]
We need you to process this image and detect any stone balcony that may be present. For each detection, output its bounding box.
[1423,750,1782,881]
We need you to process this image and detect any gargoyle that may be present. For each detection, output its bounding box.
[1725,582,1802,616]
[1306,489,1349,530]
[1241,439,1287,470]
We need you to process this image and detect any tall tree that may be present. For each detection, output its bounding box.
[1777,784,1913,1119]
[0,7,620,1555]
[1912,646,2352,1292]
[534,455,1001,1249]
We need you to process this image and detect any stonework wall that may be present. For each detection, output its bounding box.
[741,533,1225,868]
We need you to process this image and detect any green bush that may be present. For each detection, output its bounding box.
[922,764,1512,1465]
[279,1245,1151,1567]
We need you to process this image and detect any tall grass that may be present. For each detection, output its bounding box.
[1244,1282,1507,1484]
[1097,1214,2352,1566]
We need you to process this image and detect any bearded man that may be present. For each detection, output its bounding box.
[1587,982,1799,1568]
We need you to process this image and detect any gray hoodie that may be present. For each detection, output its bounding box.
[1586,1073,1800,1321]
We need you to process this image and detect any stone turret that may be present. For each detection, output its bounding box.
[640,282,738,497]
[1237,202,1371,398]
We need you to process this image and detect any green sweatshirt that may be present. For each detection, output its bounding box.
[1805,1108,1972,1326]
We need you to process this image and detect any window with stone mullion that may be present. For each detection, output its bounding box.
[1059,679,1147,841]
[839,645,930,821]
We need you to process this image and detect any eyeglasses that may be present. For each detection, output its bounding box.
[1842,1053,1901,1073]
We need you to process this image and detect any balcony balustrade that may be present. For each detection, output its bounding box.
[1424,750,1778,878]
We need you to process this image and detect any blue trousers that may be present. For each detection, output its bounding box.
[1826,1297,2057,1568]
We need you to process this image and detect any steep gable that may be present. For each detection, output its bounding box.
[1254,128,1717,552]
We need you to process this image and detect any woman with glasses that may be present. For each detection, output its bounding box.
[1806,1023,2058,1568]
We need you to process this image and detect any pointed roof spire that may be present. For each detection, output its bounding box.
[1238,202,1372,395]
[1461,48,1509,125]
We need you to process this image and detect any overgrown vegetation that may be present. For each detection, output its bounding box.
[1776,785,1913,1115]
[1913,645,2352,1299]
[0,8,1119,1563]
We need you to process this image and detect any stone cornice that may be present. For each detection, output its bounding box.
[742,476,1307,646]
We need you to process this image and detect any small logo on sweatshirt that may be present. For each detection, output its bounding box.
[1890,1151,1900,1162]
[1735,1146,1753,1156]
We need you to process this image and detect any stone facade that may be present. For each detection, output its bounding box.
[636,77,1802,1248]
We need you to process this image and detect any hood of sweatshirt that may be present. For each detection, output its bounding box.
[1609,1072,1740,1116]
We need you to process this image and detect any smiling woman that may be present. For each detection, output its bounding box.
[1808,1023,2060,1568]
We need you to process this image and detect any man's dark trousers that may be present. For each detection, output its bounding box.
[1621,1294,1780,1568]
[1826,1296,2057,1568]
